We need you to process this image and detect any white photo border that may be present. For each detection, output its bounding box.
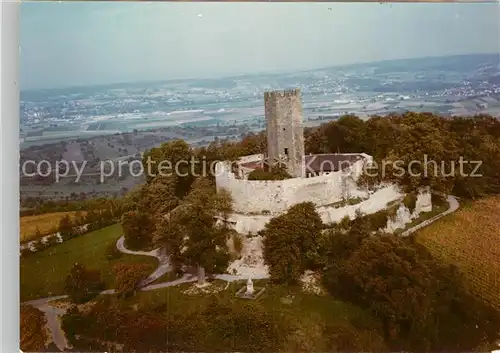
[1,0,20,351]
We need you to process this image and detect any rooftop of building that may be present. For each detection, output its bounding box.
[239,153,366,173]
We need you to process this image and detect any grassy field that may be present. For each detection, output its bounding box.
[121,279,380,330]
[65,278,384,351]
[20,223,158,302]
[20,211,87,243]
[416,196,500,309]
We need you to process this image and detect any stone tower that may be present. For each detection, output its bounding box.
[264,88,305,178]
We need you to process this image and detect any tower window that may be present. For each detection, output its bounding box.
[284,148,288,156]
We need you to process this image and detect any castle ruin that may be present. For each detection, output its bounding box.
[214,88,432,234]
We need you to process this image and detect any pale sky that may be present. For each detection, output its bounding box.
[20,2,500,90]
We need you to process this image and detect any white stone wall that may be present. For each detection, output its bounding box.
[223,184,434,235]
[215,154,370,215]
[384,205,415,233]
[318,184,403,224]
[223,184,404,234]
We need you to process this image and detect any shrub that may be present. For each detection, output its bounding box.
[113,263,154,297]
[248,165,292,181]
[32,240,46,252]
[248,169,275,180]
[45,236,59,248]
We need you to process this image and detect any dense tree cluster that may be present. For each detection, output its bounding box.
[49,113,500,352]
[306,113,500,197]
[259,200,500,351]
[62,296,295,352]
[324,232,500,351]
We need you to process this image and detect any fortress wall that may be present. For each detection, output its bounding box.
[224,184,404,234]
[215,158,367,214]
[318,184,403,224]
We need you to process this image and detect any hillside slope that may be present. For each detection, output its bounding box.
[416,196,500,309]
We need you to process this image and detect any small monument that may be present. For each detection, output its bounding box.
[236,274,265,300]
[246,276,254,295]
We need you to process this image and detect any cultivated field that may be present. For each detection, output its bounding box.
[20,223,158,301]
[20,211,87,243]
[416,196,500,309]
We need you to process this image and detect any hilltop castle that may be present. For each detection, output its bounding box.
[215,89,432,234]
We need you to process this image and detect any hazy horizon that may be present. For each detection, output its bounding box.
[21,2,500,90]
[19,52,500,93]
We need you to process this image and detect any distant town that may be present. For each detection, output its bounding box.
[19,53,500,202]
[20,53,500,149]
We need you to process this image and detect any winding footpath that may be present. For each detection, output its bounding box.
[23,195,460,351]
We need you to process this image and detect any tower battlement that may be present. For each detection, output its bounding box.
[264,88,301,101]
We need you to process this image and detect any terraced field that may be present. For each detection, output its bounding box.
[416,196,500,309]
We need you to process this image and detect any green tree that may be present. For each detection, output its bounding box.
[261,202,325,284]
[121,210,155,251]
[64,263,104,303]
[154,178,233,284]
[141,175,179,217]
[121,185,144,213]
[142,139,196,198]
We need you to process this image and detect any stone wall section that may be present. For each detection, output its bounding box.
[215,155,369,214]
